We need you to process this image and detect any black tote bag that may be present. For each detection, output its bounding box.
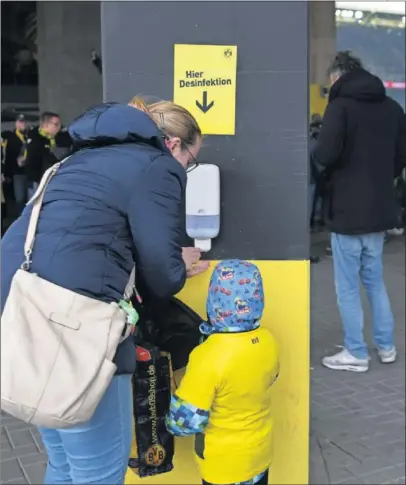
[129,342,175,477]
[128,296,204,477]
[134,296,204,371]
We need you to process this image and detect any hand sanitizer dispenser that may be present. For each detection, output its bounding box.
[186,164,220,252]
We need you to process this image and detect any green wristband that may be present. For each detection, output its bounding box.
[119,300,139,326]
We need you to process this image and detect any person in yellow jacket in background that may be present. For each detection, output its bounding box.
[166,259,280,485]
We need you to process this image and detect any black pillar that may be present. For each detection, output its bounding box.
[102,2,310,484]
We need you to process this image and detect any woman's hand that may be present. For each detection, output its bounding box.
[187,260,210,278]
[182,247,201,270]
[182,247,210,278]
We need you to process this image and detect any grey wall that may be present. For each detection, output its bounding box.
[102,1,309,260]
[37,1,102,125]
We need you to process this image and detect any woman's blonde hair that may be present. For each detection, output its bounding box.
[129,96,201,147]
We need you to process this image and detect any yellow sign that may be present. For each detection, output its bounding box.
[174,44,237,135]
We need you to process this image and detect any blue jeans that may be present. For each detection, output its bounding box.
[13,174,28,217]
[13,174,27,214]
[309,183,322,223]
[39,375,133,484]
[331,232,395,359]
[27,181,39,200]
[309,184,316,221]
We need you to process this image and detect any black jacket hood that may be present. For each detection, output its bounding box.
[329,68,386,103]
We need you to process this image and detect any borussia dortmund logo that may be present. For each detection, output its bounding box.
[145,444,166,467]
[224,48,233,58]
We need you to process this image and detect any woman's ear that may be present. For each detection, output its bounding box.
[165,136,182,152]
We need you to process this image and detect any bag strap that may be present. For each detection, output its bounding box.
[22,158,70,271]
[124,266,136,299]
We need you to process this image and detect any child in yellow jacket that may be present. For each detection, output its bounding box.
[166,259,280,485]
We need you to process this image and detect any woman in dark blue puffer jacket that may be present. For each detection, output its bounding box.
[1,97,208,484]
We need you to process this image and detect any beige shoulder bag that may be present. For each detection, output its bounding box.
[1,159,135,429]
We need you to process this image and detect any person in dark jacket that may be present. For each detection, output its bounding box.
[25,111,61,199]
[1,135,7,234]
[1,99,208,484]
[311,51,406,373]
[309,113,325,228]
[1,114,28,216]
[53,126,74,159]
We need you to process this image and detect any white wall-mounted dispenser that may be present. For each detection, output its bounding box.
[186,164,220,252]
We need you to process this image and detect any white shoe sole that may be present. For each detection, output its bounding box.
[377,348,397,364]
[322,361,369,372]
[379,355,396,364]
[386,229,404,236]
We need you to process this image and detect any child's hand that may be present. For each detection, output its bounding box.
[187,260,210,278]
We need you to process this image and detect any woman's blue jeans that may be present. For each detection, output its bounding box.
[39,375,132,484]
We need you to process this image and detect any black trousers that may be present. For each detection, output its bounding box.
[1,202,7,236]
[203,470,269,485]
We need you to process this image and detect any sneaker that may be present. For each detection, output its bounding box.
[386,228,404,236]
[378,347,397,364]
[322,349,369,372]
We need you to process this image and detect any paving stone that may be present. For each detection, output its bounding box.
[323,465,357,484]
[1,443,40,461]
[0,433,12,452]
[21,462,46,485]
[18,453,48,467]
[329,441,379,463]
[382,478,406,485]
[345,459,398,477]
[361,465,406,484]
[334,397,365,412]
[386,450,406,467]
[351,399,392,415]
[29,429,45,453]
[309,437,330,484]
[8,429,36,449]
[366,440,406,459]
[336,478,369,485]
[322,388,358,399]
[0,428,9,443]
[1,420,34,432]
[0,459,24,483]
[2,479,29,485]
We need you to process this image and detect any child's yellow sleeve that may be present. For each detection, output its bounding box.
[175,342,219,411]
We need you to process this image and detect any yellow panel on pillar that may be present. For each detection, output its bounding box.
[125,260,310,485]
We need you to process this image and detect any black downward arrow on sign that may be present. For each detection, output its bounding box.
[196,91,214,113]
